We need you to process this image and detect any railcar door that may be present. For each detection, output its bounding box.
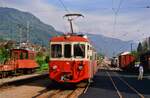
[87,45,93,78]
[148,56,150,70]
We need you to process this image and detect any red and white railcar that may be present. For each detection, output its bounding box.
[49,34,98,83]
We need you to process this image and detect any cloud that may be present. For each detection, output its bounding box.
[2,0,69,31]
[75,11,150,41]
[1,0,150,42]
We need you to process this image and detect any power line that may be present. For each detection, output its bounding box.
[112,0,124,34]
[116,0,124,14]
[58,0,70,13]
[57,0,71,33]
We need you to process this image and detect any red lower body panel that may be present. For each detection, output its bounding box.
[49,60,97,83]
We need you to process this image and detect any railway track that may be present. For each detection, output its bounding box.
[0,71,89,98]
[48,83,89,98]
[107,71,144,98]
[104,61,145,98]
[31,83,89,98]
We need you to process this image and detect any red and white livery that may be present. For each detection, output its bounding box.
[49,34,98,83]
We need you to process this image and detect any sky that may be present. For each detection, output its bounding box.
[1,0,150,42]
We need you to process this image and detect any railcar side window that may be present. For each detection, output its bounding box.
[23,52,27,59]
[20,52,23,59]
[20,52,27,59]
[74,44,85,58]
[29,53,34,59]
[26,53,28,59]
[87,45,90,50]
[51,44,62,58]
[87,45,89,59]
[12,52,19,59]
[64,44,71,58]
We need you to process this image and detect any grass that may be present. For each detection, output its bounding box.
[36,63,49,73]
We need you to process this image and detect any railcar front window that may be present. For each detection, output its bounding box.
[64,44,71,58]
[23,52,27,59]
[74,44,85,58]
[51,44,62,58]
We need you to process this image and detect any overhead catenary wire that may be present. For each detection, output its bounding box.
[116,0,124,14]
[58,0,70,13]
[110,0,124,55]
[112,0,124,35]
[57,0,71,33]
[112,0,150,39]
[58,0,84,34]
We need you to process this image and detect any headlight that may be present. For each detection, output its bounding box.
[4,66,8,69]
[52,65,57,70]
[78,65,83,70]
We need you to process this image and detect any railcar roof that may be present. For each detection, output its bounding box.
[11,49,35,53]
[50,35,90,42]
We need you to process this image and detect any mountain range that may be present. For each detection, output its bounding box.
[86,33,137,56]
[0,7,137,56]
[0,7,60,46]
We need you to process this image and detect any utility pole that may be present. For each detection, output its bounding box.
[148,37,150,50]
[19,27,22,47]
[26,21,30,43]
[17,24,22,47]
[131,43,133,52]
[10,26,13,40]
[63,13,84,34]
[113,51,115,57]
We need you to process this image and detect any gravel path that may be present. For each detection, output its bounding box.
[0,77,51,98]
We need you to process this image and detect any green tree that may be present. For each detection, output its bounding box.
[45,56,49,63]
[0,47,9,64]
[137,42,142,54]
[142,41,148,53]
[131,50,140,61]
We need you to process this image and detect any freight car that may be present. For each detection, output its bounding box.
[118,52,136,70]
[140,51,150,72]
[0,49,38,77]
[49,34,98,83]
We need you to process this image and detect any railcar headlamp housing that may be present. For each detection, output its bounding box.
[52,65,57,70]
[78,65,83,70]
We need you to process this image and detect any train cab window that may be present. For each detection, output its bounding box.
[20,52,23,59]
[87,45,90,50]
[29,53,34,60]
[23,52,27,59]
[87,45,91,59]
[74,44,85,58]
[51,44,62,58]
[64,44,71,58]
[26,53,28,59]
[12,52,19,59]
